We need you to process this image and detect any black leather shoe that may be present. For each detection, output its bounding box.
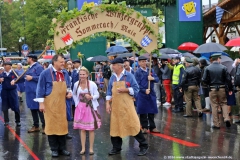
[108,149,121,155]
[59,150,70,156]
[211,125,220,129]
[16,122,21,127]
[183,115,192,117]
[226,121,231,128]
[52,151,59,157]
[138,146,149,156]
[198,112,203,117]
[66,134,73,139]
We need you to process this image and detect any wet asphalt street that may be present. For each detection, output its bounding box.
[0,94,240,160]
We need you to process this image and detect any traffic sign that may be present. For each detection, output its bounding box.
[22,44,29,51]
[134,8,152,17]
[21,50,29,57]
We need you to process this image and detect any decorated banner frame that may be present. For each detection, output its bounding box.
[48,2,164,54]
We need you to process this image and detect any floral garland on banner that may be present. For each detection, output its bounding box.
[48,1,164,55]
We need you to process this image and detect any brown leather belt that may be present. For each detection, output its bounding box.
[210,85,225,88]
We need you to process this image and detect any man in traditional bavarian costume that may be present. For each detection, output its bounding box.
[106,57,149,156]
[0,62,21,127]
[135,56,160,133]
[25,55,45,133]
[35,54,72,157]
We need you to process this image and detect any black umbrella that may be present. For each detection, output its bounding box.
[117,53,133,58]
[182,52,197,58]
[90,55,109,62]
[220,56,234,75]
[160,48,180,54]
[159,54,170,59]
[193,43,227,53]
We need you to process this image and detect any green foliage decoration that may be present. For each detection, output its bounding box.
[49,1,164,54]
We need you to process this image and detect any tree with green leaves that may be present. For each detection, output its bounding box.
[1,1,22,53]
[1,0,67,53]
[22,0,67,53]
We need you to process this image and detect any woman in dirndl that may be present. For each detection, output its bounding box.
[73,67,101,155]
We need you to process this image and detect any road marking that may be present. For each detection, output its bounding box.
[0,116,40,160]
[150,132,200,147]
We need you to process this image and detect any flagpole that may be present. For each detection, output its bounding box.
[209,0,213,42]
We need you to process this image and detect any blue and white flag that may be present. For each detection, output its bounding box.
[141,35,152,47]
[216,6,225,24]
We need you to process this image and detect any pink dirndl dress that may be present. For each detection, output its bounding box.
[73,88,101,130]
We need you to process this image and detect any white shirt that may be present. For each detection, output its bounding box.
[48,64,53,69]
[75,66,81,73]
[29,62,37,68]
[4,70,12,76]
[140,67,148,72]
[52,66,63,82]
[73,80,99,110]
[106,69,134,101]
[34,66,72,103]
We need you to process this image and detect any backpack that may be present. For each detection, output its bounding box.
[103,65,111,79]
[234,64,240,86]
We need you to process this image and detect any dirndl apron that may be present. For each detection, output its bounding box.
[110,77,140,138]
[43,69,68,135]
[73,81,101,130]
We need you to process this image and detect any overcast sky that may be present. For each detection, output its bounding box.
[202,0,219,5]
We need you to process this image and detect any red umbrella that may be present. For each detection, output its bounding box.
[225,37,240,47]
[42,55,53,59]
[178,42,199,51]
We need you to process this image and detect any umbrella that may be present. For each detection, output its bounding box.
[90,55,109,62]
[38,58,51,63]
[159,54,170,59]
[178,42,199,51]
[108,52,128,56]
[141,53,158,59]
[225,37,240,47]
[142,53,150,58]
[86,57,93,61]
[220,56,234,75]
[193,43,227,53]
[160,48,180,54]
[105,46,128,55]
[230,46,240,52]
[63,53,70,59]
[198,52,229,58]
[42,55,53,59]
[117,53,134,58]
[182,52,197,58]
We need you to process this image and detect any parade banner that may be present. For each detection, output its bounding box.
[54,6,158,53]
[179,0,201,21]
